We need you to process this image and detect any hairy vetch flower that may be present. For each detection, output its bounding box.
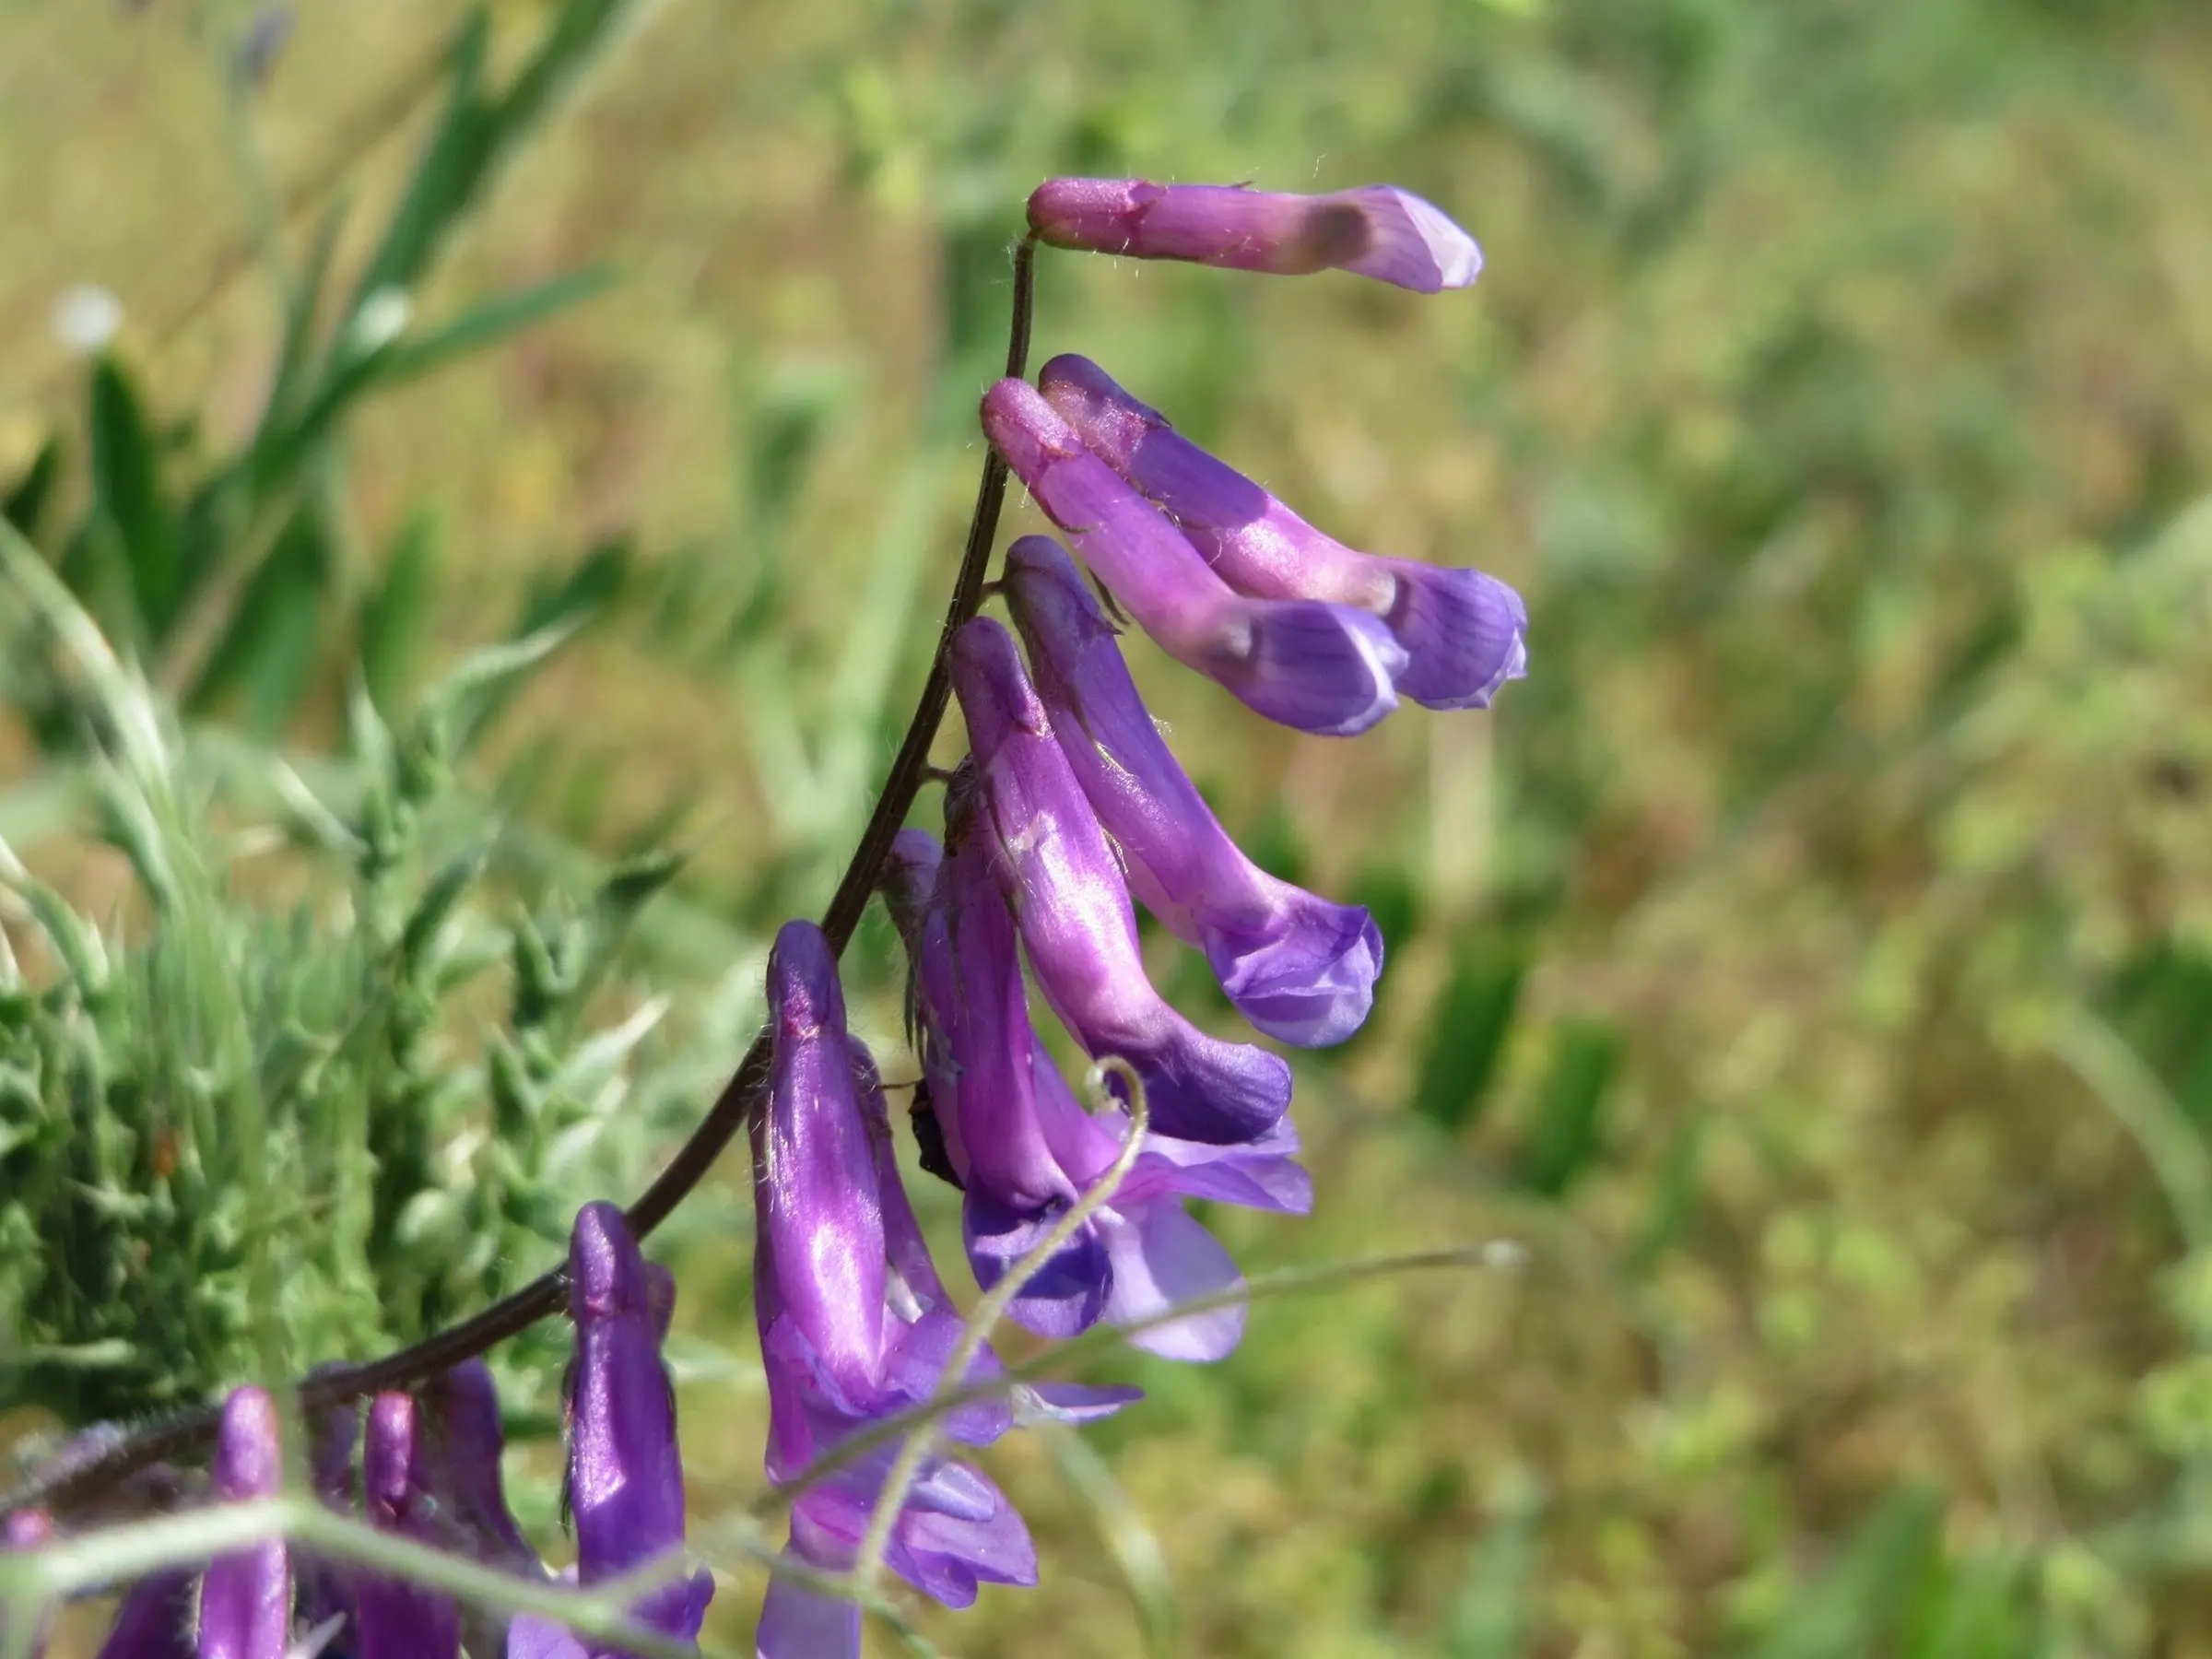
[752,920,1135,1659]
[885,822,1311,1357]
[1027,178,1481,292]
[1040,355,1528,710]
[507,1203,714,1659]
[950,618,1295,1144]
[983,378,1406,736]
[1004,535,1384,1044]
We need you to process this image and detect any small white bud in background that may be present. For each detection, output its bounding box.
[52,285,124,356]
[1482,1237,1529,1274]
[348,288,414,356]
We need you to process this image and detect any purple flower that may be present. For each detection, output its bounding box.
[982,378,1406,736]
[752,920,1135,1659]
[949,618,1296,1144]
[197,1388,288,1659]
[504,1203,714,1659]
[355,1394,461,1659]
[1027,179,1481,292]
[888,820,1312,1356]
[1038,355,1528,710]
[1004,535,1385,1044]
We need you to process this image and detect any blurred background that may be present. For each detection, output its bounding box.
[5,0,2212,1653]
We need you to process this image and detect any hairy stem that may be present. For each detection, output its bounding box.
[6,234,1040,1521]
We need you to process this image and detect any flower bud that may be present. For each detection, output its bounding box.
[1027,179,1481,292]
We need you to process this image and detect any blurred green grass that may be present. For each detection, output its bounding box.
[6,0,2212,1653]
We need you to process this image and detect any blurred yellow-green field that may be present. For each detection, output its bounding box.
[6,0,2212,1654]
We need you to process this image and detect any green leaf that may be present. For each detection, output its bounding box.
[1413,937,1527,1131]
[3,434,62,542]
[375,267,618,388]
[182,501,334,735]
[359,505,442,717]
[88,356,181,643]
[1511,1017,1622,1200]
[1746,1487,1945,1659]
[1445,1477,1543,1659]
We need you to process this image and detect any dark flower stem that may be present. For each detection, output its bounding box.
[10,234,1041,1520]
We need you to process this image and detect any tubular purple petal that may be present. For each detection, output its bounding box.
[948,618,1293,1144]
[566,1204,713,1646]
[1026,178,1481,292]
[757,922,890,1406]
[355,1394,462,1659]
[982,379,1404,736]
[1039,355,1528,711]
[198,1388,288,1659]
[1005,535,1384,1044]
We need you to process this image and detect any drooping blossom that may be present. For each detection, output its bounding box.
[884,821,1311,1357]
[197,1388,288,1659]
[1003,535,1384,1044]
[1039,355,1528,710]
[949,618,1295,1145]
[752,920,1135,1659]
[983,378,1406,736]
[507,1203,715,1659]
[1027,179,1481,293]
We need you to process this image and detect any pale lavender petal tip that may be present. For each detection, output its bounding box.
[1100,1204,1250,1361]
[1386,561,1528,710]
[757,1571,863,1659]
[1206,895,1384,1048]
[1205,598,1405,737]
[1338,185,1483,292]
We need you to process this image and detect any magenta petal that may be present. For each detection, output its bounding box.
[199,1389,289,1659]
[1099,1205,1250,1362]
[1026,178,1480,291]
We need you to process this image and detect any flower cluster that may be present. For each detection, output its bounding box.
[4,1204,710,1659]
[3,176,1522,1659]
[747,178,1523,1653]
